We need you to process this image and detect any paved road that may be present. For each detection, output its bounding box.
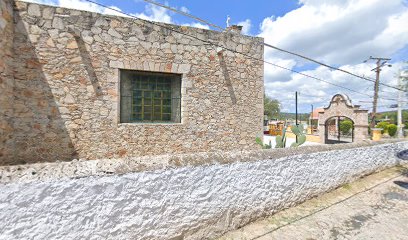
[219,165,408,240]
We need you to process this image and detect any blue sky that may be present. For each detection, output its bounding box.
[96,0,300,36]
[27,0,408,113]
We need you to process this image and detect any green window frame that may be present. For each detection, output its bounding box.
[120,70,181,123]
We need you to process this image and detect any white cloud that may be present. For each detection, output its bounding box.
[182,22,210,30]
[260,0,408,112]
[23,0,129,16]
[180,6,189,14]
[22,0,211,30]
[266,61,406,112]
[259,0,408,65]
[236,19,251,35]
[134,3,173,23]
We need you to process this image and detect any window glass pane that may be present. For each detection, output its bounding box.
[144,106,152,113]
[154,99,161,105]
[143,91,152,98]
[154,91,161,98]
[163,106,171,113]
[134,106,142,113]
[163,91,171,98]
[157,77,165,84]
[153,113,162,121]
[121,70,181,123]
[163,99,171,105]
[147,77,155,90]
[162,114,171,121]
[154,106,161,113]
[144,113,151,120]
[134,90,142,96]
[132,113,142,121]
[144,99,152,106]
[141,79,149,89]
[133,98,142,106]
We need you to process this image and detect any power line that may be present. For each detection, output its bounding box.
[82,0,398,101]
[298,93,327,98]
[142,0,225,31]
[365,57,392,128]
[264,43,404,92]
[142,0,405,92]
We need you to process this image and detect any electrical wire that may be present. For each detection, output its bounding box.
[264,43,404,92]
[142,0,225,31]
[82,0,401,101]
[142,0,406,92]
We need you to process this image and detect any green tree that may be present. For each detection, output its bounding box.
[388,124,397,137]
[264,94,280,119]
[340,120,353,135]
[376,122,389,134]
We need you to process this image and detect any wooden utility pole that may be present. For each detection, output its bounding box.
[397,70,403,137]
[398,70,408,137]
[310,104,314,133]
[295,91,298,126]
[295,91,298,142]
[364,57,391,128]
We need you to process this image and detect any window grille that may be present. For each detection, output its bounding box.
[120,70,181,123]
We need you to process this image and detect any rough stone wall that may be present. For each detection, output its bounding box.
[4,1,264,165]
[0,141,406,240]
[0,0,14,163]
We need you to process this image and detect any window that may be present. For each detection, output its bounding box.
[120,70,181,123]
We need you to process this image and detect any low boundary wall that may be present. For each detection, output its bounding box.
[0,141,407,239]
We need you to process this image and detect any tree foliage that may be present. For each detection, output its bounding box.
[388,124,397,137]
[264,94,280,119]
[376,122,389,134]
[340,120,353,135]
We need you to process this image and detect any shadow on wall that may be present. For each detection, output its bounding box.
[8,6,77,165]
[68,27,103,96]
[217,52,237,105]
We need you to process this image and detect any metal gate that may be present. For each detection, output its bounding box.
[325,116,354,144]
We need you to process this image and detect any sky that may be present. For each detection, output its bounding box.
[25,0,408,113]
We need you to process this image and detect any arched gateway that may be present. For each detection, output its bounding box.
[318,94,369,144]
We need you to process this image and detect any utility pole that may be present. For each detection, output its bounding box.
[295,91,298,142]
[310,104,314,134]
[295,91,298,126]
[398,70,408,137]
[398,70,403,138]
[364,56,392,128]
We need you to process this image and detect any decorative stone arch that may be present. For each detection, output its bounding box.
[318,94,369,144]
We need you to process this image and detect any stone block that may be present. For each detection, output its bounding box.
[109,60,124,68]
[27,4,41,17]
[42,7,54,20]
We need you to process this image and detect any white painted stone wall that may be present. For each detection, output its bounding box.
[0,142,406,240]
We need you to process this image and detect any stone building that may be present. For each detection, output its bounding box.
[0,0,264,165]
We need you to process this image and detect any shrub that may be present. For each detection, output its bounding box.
[255,137,272,149]
[340,120,353,135]
[376,122,389,134]
[388,124,397,137]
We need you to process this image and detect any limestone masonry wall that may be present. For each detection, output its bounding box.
[0,141,406,239]
[0,0,264,165]
[0,0,15,163]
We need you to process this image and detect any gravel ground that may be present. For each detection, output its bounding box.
[219,164,408,240]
